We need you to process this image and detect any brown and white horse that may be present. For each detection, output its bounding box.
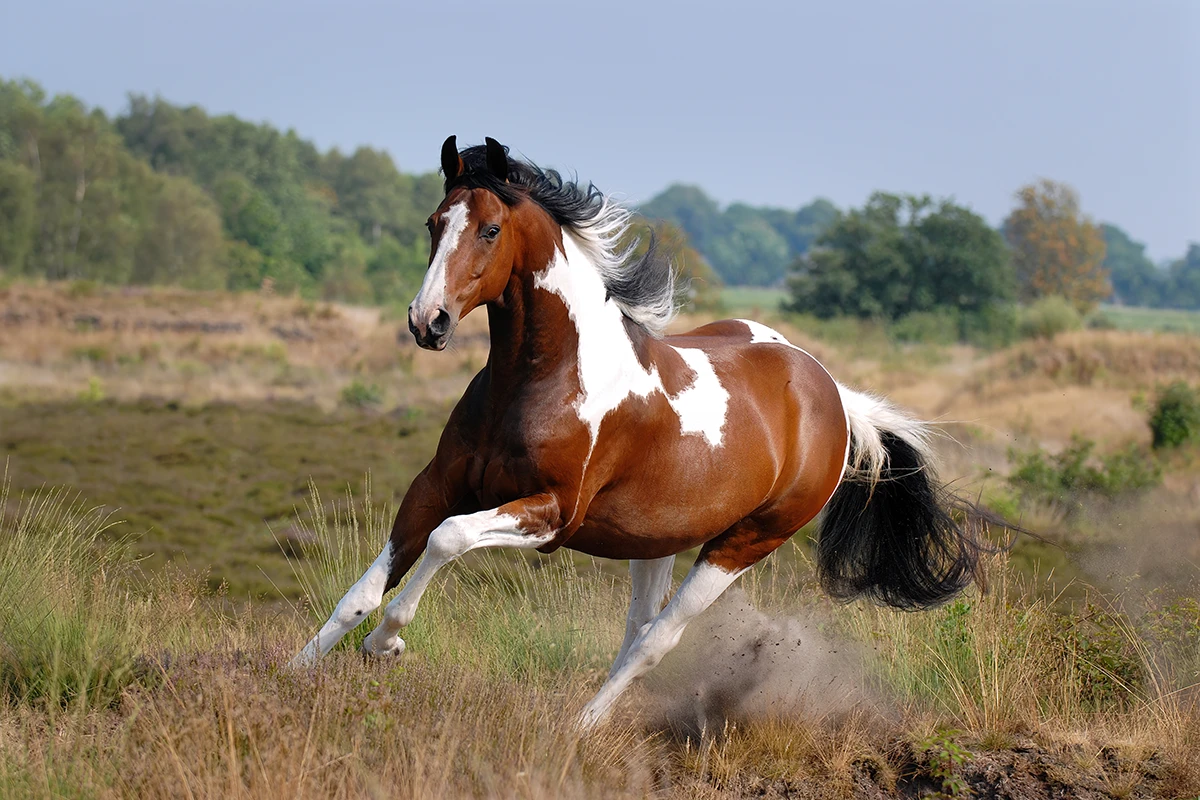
[292,137,989,729]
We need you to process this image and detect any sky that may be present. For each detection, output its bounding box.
[2,0,1196,261]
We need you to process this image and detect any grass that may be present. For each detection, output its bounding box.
[0,482,1197,798]
[0,400,447,596]
[1095,304,1200,335]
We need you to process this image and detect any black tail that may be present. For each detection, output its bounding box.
[816,431,990,610]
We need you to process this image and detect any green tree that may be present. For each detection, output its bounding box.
[133,174,227,288]
[1165,244,1200,310]
[0,159,36,271]
[640,185,837,286]
[1101,224,1164,307]
[786,192,1013,322]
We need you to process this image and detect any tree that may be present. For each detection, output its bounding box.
[1101,224,1164,307]
[786,192,1013,321]
[0,160,35,271]
[640,185,837,286]
[133,174,228,288]
[1165,244,1200,310]
[1004,179,1108,311]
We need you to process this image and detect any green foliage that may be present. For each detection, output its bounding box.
[915,730,971,799]
[786,193,1014,326]
[0,80,443,306]
[1149,381,1200,449]
[340,379,384,408]
[640,184,836,286]
[1007,435,1161,514]
[0,159,35,271]
[1102,223,1165,307]
[1017,295,1082,340]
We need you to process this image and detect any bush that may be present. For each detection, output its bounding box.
[1149,381,1200,449]
[340,379,384,408]
[890,309,961,345]
[1018,295,1082,340]
[1008,434,1161,513]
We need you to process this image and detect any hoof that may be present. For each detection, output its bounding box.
[287,641,320,670]
[361,634,406,659]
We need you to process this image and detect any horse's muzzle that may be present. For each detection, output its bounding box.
[408,306,453,351]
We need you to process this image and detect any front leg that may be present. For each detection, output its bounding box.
[289,465,461,667]
[361,493,561,657]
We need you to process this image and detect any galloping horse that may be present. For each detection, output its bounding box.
[293,137,988,729]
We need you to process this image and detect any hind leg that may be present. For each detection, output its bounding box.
[579,517,806,730]
[609,556,675,678]
[579,556,746,730]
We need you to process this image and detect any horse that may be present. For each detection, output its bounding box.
[291,136,991,729]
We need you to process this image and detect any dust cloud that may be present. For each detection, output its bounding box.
[641,588,881,739]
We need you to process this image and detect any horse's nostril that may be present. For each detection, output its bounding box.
[429,309,451,337]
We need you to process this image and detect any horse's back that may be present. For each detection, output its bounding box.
[566,318,849,558]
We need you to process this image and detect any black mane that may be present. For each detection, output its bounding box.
[445,143,678,335]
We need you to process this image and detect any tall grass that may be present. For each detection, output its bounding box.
[0,480,1198,797]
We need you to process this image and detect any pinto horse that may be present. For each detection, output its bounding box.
[292,136,988,729]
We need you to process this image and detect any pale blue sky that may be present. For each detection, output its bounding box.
[2,0,1196,260]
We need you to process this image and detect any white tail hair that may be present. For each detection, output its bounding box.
[836,383,935,485]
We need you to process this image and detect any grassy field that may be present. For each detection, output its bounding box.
[1096,304,1200,334]
[2,282,1200,797]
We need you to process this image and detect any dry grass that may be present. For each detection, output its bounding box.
[2,481,1198,798]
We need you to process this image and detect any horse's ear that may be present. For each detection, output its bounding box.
[485,137,508,181]
[441,135,462,181]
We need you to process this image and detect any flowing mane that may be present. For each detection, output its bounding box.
[447,144,678,336]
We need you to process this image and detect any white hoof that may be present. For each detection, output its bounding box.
[577,700,608,732]
[288,640,320,669]
[361,632,406,659]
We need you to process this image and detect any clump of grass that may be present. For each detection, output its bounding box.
[0,476,158,709]
[340,378,384,408]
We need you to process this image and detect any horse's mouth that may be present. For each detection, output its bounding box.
[413,330,451,351]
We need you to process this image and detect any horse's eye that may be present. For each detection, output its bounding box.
[482,225,501,241]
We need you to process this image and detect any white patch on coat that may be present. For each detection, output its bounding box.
[668,346,729,447]
[535,233,729,451]
[412,201,469,317]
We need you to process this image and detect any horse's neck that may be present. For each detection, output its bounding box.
[487,230,662,442]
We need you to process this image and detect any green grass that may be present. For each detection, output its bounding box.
[0,399,448,596]
[1093,304,1200,334]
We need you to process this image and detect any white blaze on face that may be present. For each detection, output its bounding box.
[412,201,470,319]
[535,232,729,452]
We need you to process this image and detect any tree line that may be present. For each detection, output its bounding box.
[1,76,1195,321]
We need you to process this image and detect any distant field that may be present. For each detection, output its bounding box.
[1097,303,1200,334]
[718,286,788,314]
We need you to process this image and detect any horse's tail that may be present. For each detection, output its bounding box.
[815,384,986,610]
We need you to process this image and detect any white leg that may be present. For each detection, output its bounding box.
[579,560,746,730]
[290,542,393,667]
[361,507,555,657]
[609,556,675,678]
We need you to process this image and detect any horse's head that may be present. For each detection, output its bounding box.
[408,136,522,350]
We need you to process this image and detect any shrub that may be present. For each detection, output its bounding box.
[340,379,383,408]
[890,309,961,345]
[1018,295,1082,340]
[1149,381,1200,449]
[1008,434,1161,513]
